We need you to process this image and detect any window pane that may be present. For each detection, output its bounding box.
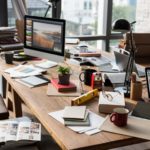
[112,0,150,33]
[62,0,105,36]
[26,0,52,17]
[7,0,52,26]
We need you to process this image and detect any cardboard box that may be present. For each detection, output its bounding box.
[98,91,125,114]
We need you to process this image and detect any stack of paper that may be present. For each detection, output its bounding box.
[62,106,90,126]
[49,109,106,135]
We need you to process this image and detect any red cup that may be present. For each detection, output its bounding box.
[110,108,129,127]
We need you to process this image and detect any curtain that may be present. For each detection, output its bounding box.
[11,0,27,20]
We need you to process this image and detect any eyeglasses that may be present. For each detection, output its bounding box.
[102,90,122,101]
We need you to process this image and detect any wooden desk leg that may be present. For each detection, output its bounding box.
[6,82,22,117]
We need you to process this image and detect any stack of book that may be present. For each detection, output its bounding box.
[62,106,90,126]
[0,27,23,51]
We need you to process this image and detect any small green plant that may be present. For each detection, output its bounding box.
[57,66,70,75]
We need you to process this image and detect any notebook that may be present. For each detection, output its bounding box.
[63,106,86,120]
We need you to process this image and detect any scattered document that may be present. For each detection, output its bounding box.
[5,65,45,78]
[48,110,106,135]
[35,60,58,69]
[102,72,125,84]
[15,75,49,88]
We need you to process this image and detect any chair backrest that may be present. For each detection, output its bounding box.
[125,33,150,58]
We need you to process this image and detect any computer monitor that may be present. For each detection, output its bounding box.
[24,15,65,62]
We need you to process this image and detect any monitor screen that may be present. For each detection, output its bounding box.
[24,15,65,62]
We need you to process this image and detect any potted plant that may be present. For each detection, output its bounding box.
[57,66,71,85]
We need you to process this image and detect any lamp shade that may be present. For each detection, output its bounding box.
[112,19,130,33]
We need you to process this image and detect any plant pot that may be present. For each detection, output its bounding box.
[58,74,70,85]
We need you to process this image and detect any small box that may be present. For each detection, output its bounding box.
[98,91,125,114]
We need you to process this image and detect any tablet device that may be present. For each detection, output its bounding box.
[145,67,150,98]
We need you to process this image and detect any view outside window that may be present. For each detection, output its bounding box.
[61,0,105,37]
[7,0,51,26]
[112,0,150,33]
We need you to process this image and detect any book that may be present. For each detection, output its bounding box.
[19,75,50,87]
[99,91,125,113]
[64,116,90,126]
[0,121,41,143]
[51,78,77,92]
[131,101,150,120]
[47,83,81,97]
[63,106,86,120]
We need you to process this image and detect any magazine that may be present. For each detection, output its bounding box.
[0,121,41,143]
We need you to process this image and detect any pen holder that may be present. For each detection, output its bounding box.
[130,81,142,101]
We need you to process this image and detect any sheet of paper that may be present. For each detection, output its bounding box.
[48,110,106,134]
[102,72,125,84]
[5,65,45,78]
[101,115,150,140]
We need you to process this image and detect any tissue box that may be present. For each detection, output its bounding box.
[98,91,125,114]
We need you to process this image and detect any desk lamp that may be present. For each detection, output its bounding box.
[112,19,136,97]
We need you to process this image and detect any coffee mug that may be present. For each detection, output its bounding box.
[79,69,96,86]
[1,51,14,64]
[110,107,129,127]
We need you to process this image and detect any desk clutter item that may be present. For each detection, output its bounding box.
[130,72,142,100]
[16,75,50,88]
[49,109,106,135]
[131,101,150,120]
[5,65,45,78]
[91,72,102,90]
[35,60,58,69]
[51,78,76,92]
[0,120,41,143]
[71,89,99,106]
[63,106,90,126]
[47,83,81,97]
[99,91,125,113]
[101,115,150,140]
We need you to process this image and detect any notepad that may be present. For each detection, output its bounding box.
[19,75,49,87]
[63,106,86,120]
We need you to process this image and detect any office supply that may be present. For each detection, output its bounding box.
[64,110,90,126]
[5,65,45,78]
[71,89,99,106]
[99,91,125,113]
[131,101,150,119]
[101,115,150,140]
[35,60,58,69]
[47,83,81,97]
[24,15,65,63]
[102,72,125,84]
[114,50,145,77]
[1,51,14,64]
[130,72,142,100]
[49,110,106,135]
[74,52,101,57]
[65,38,80,44]
[145,67,150,98]
[18,75,50,87]
[51,78,76,92]
[91,72,102,90]
[63,106,86,120]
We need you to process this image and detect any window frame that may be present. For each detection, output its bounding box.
[3,0,123,51]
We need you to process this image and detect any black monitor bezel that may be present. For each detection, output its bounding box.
[24,15,65,57]
[145,67,150,98]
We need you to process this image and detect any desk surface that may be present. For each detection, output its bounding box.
[0,54,149,150]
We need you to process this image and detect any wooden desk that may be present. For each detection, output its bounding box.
[0,57,148,150]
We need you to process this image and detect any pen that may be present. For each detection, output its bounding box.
[21,61,28,65]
